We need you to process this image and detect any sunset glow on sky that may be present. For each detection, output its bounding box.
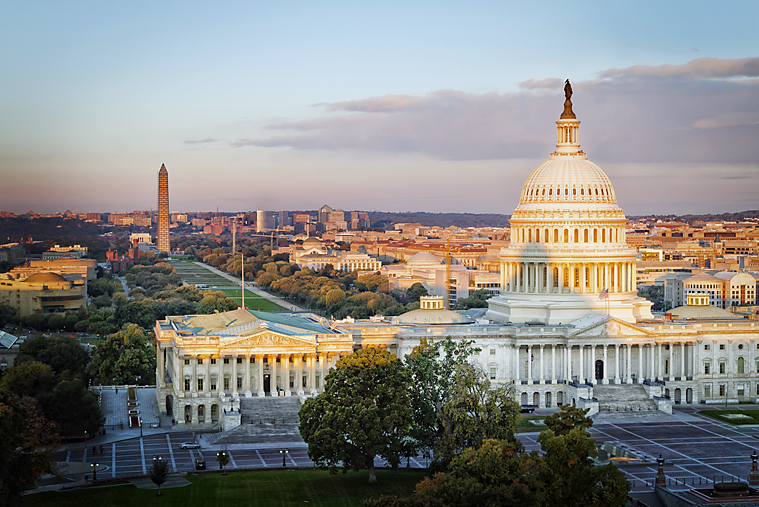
[1,1,757,215]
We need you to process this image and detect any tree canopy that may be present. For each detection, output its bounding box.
[299,347,413,484]
[87,323,156,385]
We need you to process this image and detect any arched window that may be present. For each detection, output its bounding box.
[584,229,588,243]
[564,229,569,243]
[535,229,540,242]
[554,229,559,243]
[549,188,552,196]
[602,229,606,242]
[565,188,568,196]
[574,268,580,287]
[585,267,590,287]
[528,229,532,242]
[563,267,569,286]
[594,229,598,242]
[542,188,545,196]
[738,357,745,374]
[573,229,579,243]
[553,267,559,287]
[573,188,576,196]
[581,188,585,196]
[545,228,549,242]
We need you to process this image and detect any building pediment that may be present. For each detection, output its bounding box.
[569,317,652,339]
[221,331,316,350]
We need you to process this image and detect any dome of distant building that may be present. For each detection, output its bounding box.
[668,304,739,320]
[392,296,473,325]
[407,252,441,266]
[24,272,66,284]
[302,237,323,249]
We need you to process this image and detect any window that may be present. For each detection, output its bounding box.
[738,385,745,397]
[315,375,320,388]
[738,357,745,374]
[223,358,230,364]
[739,344,744,350]
[719,385,726,397]
[720,344,725,350]
[184,358,190,365]
[490,349,496,355]
[704,363,710,375]
[211,358,217,365]
[223,377,230,390]
[197,378,203,391]
[197,358,203,365]
[184,378,190,391]
[704,384,711,398]
[704,344,710,351]
[719,362,726,374]
[490,367,496,380]
[211,378,217,391]
[237,357,242,364]
[250,357,255,363]
[236,377,242,390]
[303,375,308,388]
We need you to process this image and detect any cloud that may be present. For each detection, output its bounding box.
[518,78,564,90]
[692,112,759,129]
[598,56,759,79]
[184,138,218,144]
[232,57,759,165]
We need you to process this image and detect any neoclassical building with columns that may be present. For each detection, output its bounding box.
[156,88,759,429]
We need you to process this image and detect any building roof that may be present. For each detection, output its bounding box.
[392,308,474,325]
[170,308,340,336]
[667,305,740,320]
[23,272,67,283]
[407,252,441,266]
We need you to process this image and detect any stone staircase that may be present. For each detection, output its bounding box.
[214,396,304,445]
[593,384,669,419]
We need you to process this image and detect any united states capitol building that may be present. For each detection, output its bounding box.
[155,88,759,430]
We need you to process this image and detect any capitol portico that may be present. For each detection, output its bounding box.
[155,86,759,430]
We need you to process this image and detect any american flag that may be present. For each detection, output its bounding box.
[598,288,609,300]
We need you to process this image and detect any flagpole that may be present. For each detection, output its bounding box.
[241,253,245,310]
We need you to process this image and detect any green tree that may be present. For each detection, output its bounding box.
[197,291,238,314]
[87,324,156,385]
[435,364,520,467]
[299,348,413,484]
[0,362,56,398]
[543,404,593,436]
[149,458,170,494]
[0,391,57,507]
[19,336,90,380]
[405,283,428,303]
[41,379,102,437]
[404,337,479,460]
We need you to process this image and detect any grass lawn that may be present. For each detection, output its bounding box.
[516,415,546,433]
[699,409,759,425]
[25,469,426,507]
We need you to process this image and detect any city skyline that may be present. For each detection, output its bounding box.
[1,1,758,216]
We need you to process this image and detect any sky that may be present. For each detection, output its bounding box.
[1,1,758,216]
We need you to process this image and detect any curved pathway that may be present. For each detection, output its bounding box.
[193,262,306,312]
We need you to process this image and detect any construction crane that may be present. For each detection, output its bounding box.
[445,239,451,309]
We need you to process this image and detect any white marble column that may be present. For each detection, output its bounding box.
[638,345,643,383]
[321,353,328,388]
[270,354,278,393]
[603,345,608,384]
[157,344,164,387]
[579,345,584,384]
[257,354,265,397]
[232,354,239,395]
[681,342,686,378]
[551,345,556,383]
[527,345,532,384]
[614,344,620,384]
[205,355,211,395]
[283,354,291,396]
[567,345,572,382]
[245,355,252,397]
[295,355,304,395]
[658,344,663,381]
[192,356,198,393]
[539,345,545,384]
[626,345,632,383]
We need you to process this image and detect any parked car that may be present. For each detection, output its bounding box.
[179,442,200,449]
[520,405,537,413]
[195,458,206,470]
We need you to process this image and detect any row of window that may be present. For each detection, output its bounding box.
[184,374,322,392]
[704,343,757,351]
[514,226,622,244]
[184,356,324,365]
[703,357,754,375]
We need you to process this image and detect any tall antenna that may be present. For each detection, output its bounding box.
[232,218,236,256]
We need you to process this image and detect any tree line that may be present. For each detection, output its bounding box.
[299,338,630,506]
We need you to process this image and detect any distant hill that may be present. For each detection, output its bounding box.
[629,210,759,225]
[367,212,511,228]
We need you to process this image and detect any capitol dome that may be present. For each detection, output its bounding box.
[302,237,323,250]
[487,83,653,325]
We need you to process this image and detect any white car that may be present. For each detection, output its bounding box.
[179,442,200,449]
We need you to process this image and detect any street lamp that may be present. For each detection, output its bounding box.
[84,430,88,452]
[139,417,143,437]
[91,461,98,481]
[217,451,228,475]
[280,448,289,467]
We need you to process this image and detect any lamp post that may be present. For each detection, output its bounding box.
[139,417,143,437]
[280,448,289,467]
[750,451,759,486]
[217,451,228,475]
[91,461,98,481]
[655,454,666,486]
[83,430,88,453]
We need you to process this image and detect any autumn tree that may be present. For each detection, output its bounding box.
[299,347,412,484]
[543,403,593,435]
[87,323,156,385]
